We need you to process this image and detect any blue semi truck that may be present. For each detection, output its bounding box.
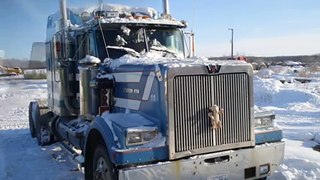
[28,0,284,179]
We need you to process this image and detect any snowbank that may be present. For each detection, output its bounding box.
[254,65,320,179]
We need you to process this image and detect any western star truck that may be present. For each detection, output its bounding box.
[28,0,284,179]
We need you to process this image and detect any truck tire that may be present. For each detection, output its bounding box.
[28,102,36,138]
[36,122,52,146]
[91,144,117,180]
[33,103,51,146]
[36,125,46,146]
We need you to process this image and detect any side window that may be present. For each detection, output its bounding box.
[76,32,95,59]
[77,34,87,59]
[88,32,95,56]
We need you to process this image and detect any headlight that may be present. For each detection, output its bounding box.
[127,132,142,144]
[126,127,158,146]
[142,131,157,141]
[255,111,275,128]
[259,164,270,175]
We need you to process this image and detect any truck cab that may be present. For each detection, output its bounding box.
[29,1,284,180]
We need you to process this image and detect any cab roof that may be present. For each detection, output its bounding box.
[46,3,186,41]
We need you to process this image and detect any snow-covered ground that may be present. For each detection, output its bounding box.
[0,64,319,179]
[255,66,320,179]
[0,76,83,180]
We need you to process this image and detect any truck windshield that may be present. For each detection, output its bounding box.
[96,27,184,59]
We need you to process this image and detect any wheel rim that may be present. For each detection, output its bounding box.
[94,157,109,180]
[37,126,50,145]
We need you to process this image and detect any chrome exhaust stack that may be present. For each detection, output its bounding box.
[163,0,170,15]
[58,0,80,115]
[59,0,68,29]
[162,0,171,19]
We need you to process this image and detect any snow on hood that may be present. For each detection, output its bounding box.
[79,55,101,64]
[106,52,248,69]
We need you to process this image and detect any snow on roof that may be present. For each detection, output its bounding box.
[69,4,158,19]
[46,3,184,41]
[48,3,184,28]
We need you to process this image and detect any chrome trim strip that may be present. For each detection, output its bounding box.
[113,72,143,83]
[142,72,155,100]
[114,97,141,110]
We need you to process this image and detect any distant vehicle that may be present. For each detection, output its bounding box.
[0,65,23,75]
[227,55,248,61]
[235,55,248,61]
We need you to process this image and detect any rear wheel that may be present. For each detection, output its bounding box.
[36,125,51,146]
[32,102,51,146]
[91,144,116,180]
[28,102,36,138]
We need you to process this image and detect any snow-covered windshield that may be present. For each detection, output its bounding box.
[96,26,184,59]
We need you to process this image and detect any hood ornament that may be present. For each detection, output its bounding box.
[208,105,223,129]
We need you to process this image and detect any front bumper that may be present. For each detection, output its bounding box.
[119,142,284,180]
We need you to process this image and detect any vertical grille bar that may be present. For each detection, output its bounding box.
[173,73,251,153]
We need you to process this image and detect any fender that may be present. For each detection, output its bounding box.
[83,113,168,166]
[83,115,117,164]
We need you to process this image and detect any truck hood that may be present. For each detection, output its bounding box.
[107,52,250,70]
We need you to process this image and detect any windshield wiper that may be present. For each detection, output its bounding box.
[106,46,141,58]
[149,38,180,58]
[150,46,179,58]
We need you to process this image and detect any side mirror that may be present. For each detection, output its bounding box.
[184,31,195,58]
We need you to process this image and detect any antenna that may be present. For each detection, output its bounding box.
[97,0,110,59]
[99,0,103,12]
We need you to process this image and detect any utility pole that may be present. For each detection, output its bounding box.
[228,28,234,59]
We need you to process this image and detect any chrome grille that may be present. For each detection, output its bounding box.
[172,73,251,153]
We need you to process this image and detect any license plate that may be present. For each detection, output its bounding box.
[207,174,228,180]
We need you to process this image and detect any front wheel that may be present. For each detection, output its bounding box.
[91,144,117,180]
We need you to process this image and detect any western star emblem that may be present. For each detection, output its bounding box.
[208,105,223,129]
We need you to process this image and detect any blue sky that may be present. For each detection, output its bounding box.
[0,0,319,59]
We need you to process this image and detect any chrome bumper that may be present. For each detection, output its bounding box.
[118,142,284,180]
